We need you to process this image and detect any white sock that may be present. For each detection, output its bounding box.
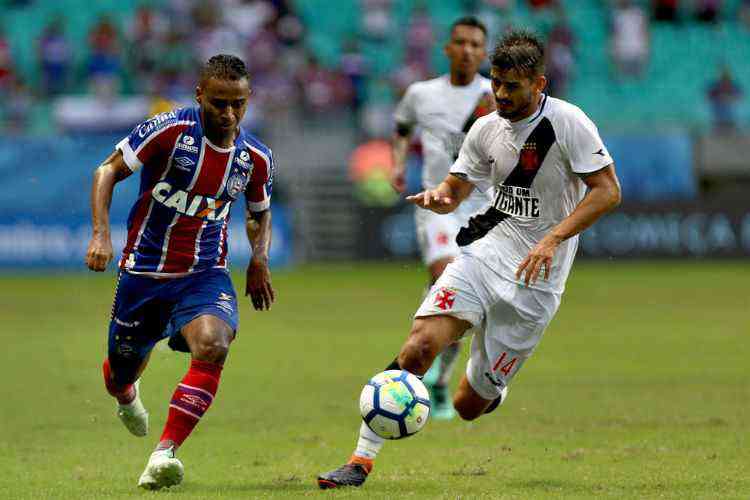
[437,342,461,387]
[353,422,384,459]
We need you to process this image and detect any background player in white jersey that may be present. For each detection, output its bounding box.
[318,30,621,489]
[390,16,495,419]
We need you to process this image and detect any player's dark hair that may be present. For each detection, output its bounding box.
[199,54,249,83]
[491,29,545,78]
[450,16,487,38]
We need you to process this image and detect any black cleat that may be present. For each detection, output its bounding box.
[317,463,370,489]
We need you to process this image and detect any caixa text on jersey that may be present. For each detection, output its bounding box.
[151,181,231,221]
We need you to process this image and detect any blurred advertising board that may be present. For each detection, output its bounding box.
[0,203,293,270]
[357,198,750,260]
[580,198,750,258]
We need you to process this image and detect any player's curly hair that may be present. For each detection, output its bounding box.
[491,29,545,78]
[199,54,249,83]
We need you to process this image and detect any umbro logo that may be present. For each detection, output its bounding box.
[488,156,495,164]
[174,156,195,171]
[593,149,606,157]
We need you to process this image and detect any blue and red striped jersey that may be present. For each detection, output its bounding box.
[115,107,274,276]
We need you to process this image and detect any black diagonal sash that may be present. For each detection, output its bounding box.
[456,117,557,247]
[462,91,495,133]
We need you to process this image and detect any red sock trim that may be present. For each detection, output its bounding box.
[159,359,223,446]
[190,358,224,377]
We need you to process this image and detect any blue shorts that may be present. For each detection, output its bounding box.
[108,268,238,382]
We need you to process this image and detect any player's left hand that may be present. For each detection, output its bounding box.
[245,257,275,311]
[516,234,562,286]
[405,189,455,214]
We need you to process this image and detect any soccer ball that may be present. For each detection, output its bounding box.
[359,370,431,440]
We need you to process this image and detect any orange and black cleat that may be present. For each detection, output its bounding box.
[317,456,373,489]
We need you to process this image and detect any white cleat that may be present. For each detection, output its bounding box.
[137,447,184,490]
[116,379,148,437]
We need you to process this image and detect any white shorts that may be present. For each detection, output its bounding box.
[415,193,489,266]
[414,254,561,400]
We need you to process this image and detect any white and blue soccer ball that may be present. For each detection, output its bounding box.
[359,370,431,440]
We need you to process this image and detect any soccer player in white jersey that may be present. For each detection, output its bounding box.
[318,30,621,489]
[391,16,495,419]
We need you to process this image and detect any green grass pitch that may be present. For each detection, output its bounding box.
[0,261,747,499]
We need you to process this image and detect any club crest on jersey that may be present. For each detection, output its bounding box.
[520,142,539,172]
[226,172,248,199]
[235,149,253,170]
[434,287,456,311]
[152,181,231,220]
[176,134,199,153]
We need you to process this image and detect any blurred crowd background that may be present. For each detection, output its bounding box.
[1,0,749,267]
[1,0,749,134]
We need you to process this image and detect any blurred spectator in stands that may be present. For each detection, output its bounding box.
[244,23,282,74]
[653,0,679,22]
[362,0,393,41]
[126,5,167,92]
[223,0,277,42]
[87,17,123,97]
[38,18,71,96]
[340,39,369,115]
[405,4,434,70]
[153,28,194,99]
[192,1,244,62]
[392,55,430,98]
[741,0,750,29]
[694,0,721,22]
[475,0,517,43]
[299,54,354,113]
[611,0,650,79]
[707,66,743,132]
[546,5,575,97]
[0,29,14,91]
[275,10,305,47]
[4,77,33,133]
[360,77,394,138]
[528,0,555,9]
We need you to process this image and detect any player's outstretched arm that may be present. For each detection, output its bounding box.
[405,173,474,214]
[390,123,413,193]
[245,209,275,311]
[516,164,621,286]
[86,150,133,272]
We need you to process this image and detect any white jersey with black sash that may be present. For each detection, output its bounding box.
[450,95,614,294]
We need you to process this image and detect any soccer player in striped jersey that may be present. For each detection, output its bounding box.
[85,54,275,490]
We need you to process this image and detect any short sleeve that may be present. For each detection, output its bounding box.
[245,147,274,212]
[449,118,493,192]
[560,107,614,174]
[393,84,418,127]
[116,111,192,172]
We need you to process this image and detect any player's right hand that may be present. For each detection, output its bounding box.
[390,169,406,193]
[405,190,455,214]
[85,234,113,272]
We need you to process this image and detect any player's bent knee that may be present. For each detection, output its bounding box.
[192,336,230,363]
[183,315,234,363]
